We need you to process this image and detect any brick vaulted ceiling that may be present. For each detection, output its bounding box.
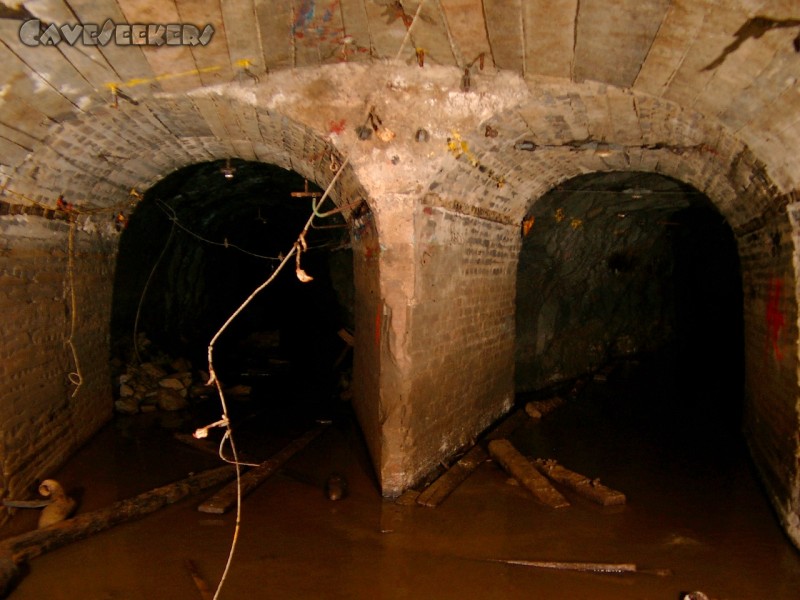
[0,0,798,222]
[1,0,800,529]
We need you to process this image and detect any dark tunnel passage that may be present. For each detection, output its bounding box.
[9,171,800,600]
[110,160,355,423]
[515,170,745,445]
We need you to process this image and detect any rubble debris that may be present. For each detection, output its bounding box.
[533,459,626,506]
[112,346,257,415]
[113,397,140,415]
[158,377,185,390]
[198,423,330,514]
[156,388,188,412]
[111,333,228,415]
[487,439,570,509]
[114,359,197,414]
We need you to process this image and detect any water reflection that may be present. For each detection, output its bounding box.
[3,351,800,599]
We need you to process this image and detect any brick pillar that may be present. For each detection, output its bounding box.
[351,190,518,496]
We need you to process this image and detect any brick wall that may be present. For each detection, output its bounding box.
[350,201,383,473]
[405,198,518,484]
[0,212,115,510]
[0,63,796,544]
[744,198,800,541]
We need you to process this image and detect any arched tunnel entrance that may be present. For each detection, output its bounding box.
[515,170,746,455]
[110,160,355,439]
[516,170,744,407]
[508,172,790,596]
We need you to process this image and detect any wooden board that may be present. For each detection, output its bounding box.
[533,459,626,506]
[524,396,565,419]
[197,423,328,514]
[416,445,488,507]
[487,439,570,508]
[413,407,528,508]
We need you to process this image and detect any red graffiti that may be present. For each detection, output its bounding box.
[328,118,346,134]
[766,278,785,359]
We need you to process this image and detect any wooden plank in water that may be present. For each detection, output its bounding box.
[416,445,489,507]
[0,465,237,596]
[485,408,529,441]
[489,558,637,573]
[524,396,565,420]
[197,423,329,514]
[487,439,570,508]
[533,459,626,506]
[414,407,531,508]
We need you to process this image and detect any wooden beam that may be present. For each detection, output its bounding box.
[0,465,236,597]
[533,459,626,506]
[413,407,531,508]
[416,445,488,507]
[197,423,329,514]
[488,557,672,577]
[487,439,570,508]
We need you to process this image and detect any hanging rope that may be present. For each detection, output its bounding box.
[198,155,359,600]
[155,200,282,262]
[198,4,429,598]
[64,218,83,397]
[132,218,176,364]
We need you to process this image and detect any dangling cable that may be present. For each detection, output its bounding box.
[64,218,83,397]
[132,219,176,364]
[156,200,281,262]
[202,4,429,597]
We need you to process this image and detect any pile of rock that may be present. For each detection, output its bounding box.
[114,357,210,415]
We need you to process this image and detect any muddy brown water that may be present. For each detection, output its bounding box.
[3,354,800,599]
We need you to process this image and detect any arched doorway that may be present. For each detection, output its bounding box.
[514,168,748,499]
[516,170,743,409]
[110,159,355,434]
